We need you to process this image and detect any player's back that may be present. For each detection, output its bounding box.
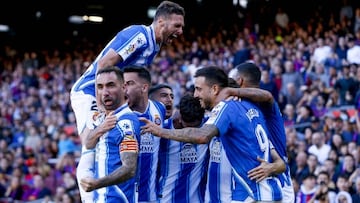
[207,99,282,201]
[259,101,295,202]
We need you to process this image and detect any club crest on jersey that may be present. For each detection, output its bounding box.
[246,108,259,121]
[125,34,145,55]
[122,122,130,129]
[210,102,224,118]
[125,43,136,55]
[136,37,144,45]
[118,120,134,137]
[92,111,100,121]
[124,130,134,139]
[154,115,162,125]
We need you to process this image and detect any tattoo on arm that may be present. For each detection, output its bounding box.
[160,124,218,144]
[97,151,138,188]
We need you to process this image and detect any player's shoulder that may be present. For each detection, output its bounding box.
[149,99,165,109]
[149,99,166,119]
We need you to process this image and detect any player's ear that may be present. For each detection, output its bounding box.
[142,83,150,93]
[156,16,166,27]
[212,84,221,96]
[238,77,244,87]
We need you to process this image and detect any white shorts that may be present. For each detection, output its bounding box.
[77,146,96,202]
[70,91,97,135]
[70,91,97,202]
[281,182,295,203]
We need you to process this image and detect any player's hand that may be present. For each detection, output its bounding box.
[99,111,117,133]
[224,95,240,101]
[215,87,232,104]
[216,87,240,104]
[80,177,97,192]
[247,157,272,182]
[139,117,162,136]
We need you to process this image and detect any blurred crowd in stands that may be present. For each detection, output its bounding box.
[1,1,360,202]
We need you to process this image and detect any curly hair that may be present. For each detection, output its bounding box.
[179,94,205,123]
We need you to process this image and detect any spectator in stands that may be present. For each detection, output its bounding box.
[285,82,304,107]
[62,191,76,203]
[336,174,354,195]
[4,175,27,201]
[295,105,313,134]
[352,176,360,202]
[335,191,353,203]
[22,174,52,201]
[312,38,333,66]
[260,68,279,102]
[23,125,42,154]
[296,173,318,203]
[283,103,297,127]
[335,36,349,67]
[334,65,359,105]
[310,94,328,118]
[324,52,343,75]
[281,60,304,97]
[274,7,290,32]
[232,38,250,67]
[291,150,311,185]
[323,158,340,189]
[308,131,332,165]
[307,153,321,175]
[312,171,337,203]
[340,154,357,179]
[346,37,360,65]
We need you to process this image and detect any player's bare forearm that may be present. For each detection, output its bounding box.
[216,87,273,105]
[158,125,216,143]
[95,152,138,189]
[237,88,273,104]
[84,127,105,149]
[248,149,285,182]
[140,117,217,144]
[85,113,117,148]
[97,49,123,70]
[270,148,286,174]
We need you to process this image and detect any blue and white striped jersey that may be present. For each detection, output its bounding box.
[205,100,282,202]
[71,24,160,96]
[94,103,140,203]
[204,137,233,203]
[158,117,208,203]
[134,100,166,202]
[260,101,295,202]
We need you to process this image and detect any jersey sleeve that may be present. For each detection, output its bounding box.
[114,25,148,61]
[116,117,140,153]
[205,101,230,136]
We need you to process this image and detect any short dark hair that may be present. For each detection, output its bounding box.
[123,66,151,84]
[179,94,204,123]
[149,84,173,96]
[154,1,185,21]
[228,77,240,88]
[236,62,261,85]
[96,66,124,82]
[194,66,228,88]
